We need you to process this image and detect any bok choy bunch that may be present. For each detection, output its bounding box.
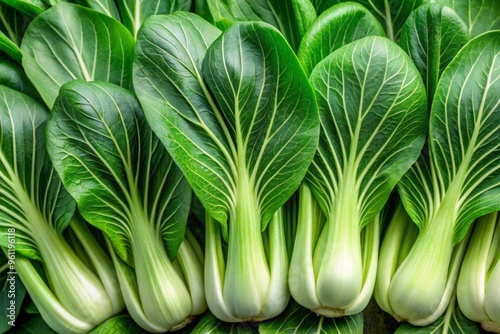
[458,212,500,333]
[289,36,428,317]
[45,81,206,332]
[133,13,319,321]
[0,85,123,333]
[377,31,500,325]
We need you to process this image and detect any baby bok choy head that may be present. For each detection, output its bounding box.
[377,31,500,325]
[45,80,205,332]
[133,12,319,322]
[458,212,500,333]
[289,36,428,317]
[0,85,123,333]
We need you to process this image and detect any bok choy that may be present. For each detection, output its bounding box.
[381,31,500,325]
[133,13,320,321]
[289,36,428,317]
[45,80,205,332]
[0,85,123,333]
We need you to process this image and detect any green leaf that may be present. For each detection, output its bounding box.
[0,0,46,17]
[291,0,317,38]
[134,12,225,223]
[0,255,26,334]
[395,302,480,333]
[118,0,192,38]
[399,4,469,105]
[0,54,41,100]
[226,0,306,50]
[135,15,319,231]
[258,301,363,334]
[0,4,24,62]
[297,2,386,75]
[89,315,145,334]
[10,314,57,334]
[75,0,121,21]
[306,36,427,228]
[46,80,190,264]
[21,2,135,108]
[189,312,258,334]
[435,0,500,37]
[0,85,75,261]
[401,31,500,242]
[311,0,427,41]
[205,0,236,30]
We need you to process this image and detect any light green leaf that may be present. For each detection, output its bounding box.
[0,85,75,261]
[297,2,386,75]
[118,0,192,38]
[46,80,190,265]
[291,0,317,38]
[399,3,469,105]
[258,301,363,334]
[435,0,500,37]
[311,0,427,41]
[21,2,135,108]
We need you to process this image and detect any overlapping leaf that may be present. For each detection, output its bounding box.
[297,2,386,75]
[21,2,135,108]
[399,4,469,105]
[0,85,75,261]
[436,0,500,37]
[305,36,427,226]
[46,81,190,265]
[135,15,319,231]
[398,32,500,243]
[311,0,426,41]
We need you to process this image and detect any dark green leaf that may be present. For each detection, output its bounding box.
[0,85,75,260]
[311,0,427,41]
[259,301,363,334]
[118,0,192,38]
[297,2,386,75]
[46,80,190,264]
[399,4,469,105]
[89,315,146,334]
[0,0,46,17]
[21,2,135,108]
[189,312,258,334]
[0,54,41,100]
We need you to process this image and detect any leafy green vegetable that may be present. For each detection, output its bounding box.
[46,80,205,332]
[88,315,145,334]
[20,2,135,108]
[134,14,319,321]
[290,35,427,317]
[0,251,26,334]
[297,2,386,75]
[435,0,500,38]
[259,301,363,334]
[310,0,426,41]
[399,3,469,106]
[0,54,40,101]
[118,0,192,38]
[0,84,122,333]
[386,31,500,325]
[457,212,500,332]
